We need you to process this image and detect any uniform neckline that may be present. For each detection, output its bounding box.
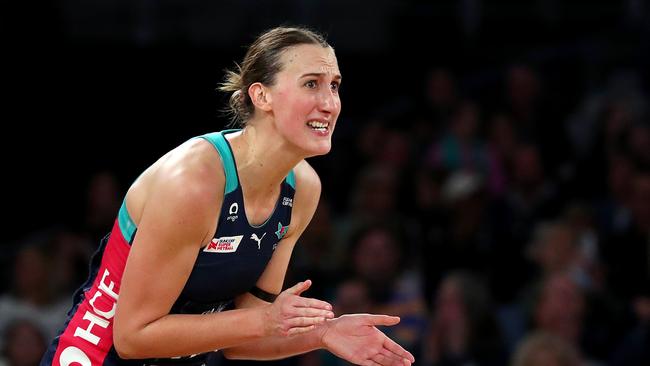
[220,130,284,229]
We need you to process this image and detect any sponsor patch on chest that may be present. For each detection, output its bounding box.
[203,235,244,253]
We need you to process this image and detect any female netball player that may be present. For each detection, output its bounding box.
[41,26,414,366]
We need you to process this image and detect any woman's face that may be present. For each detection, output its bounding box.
[269,44,342,156]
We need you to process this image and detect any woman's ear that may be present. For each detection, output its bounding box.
[248,82,273,112]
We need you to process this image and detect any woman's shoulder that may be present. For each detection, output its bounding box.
[286,160,321,234]
[127,138,226,226]
[293,160,321,196]
[154,138,226,201]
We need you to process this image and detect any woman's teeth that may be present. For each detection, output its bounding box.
[307,121,329,131]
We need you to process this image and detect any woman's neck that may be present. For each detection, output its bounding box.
[227,120,303,198]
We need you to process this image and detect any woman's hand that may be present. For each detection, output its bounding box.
[320,314,415,366]
[261,280,334,336]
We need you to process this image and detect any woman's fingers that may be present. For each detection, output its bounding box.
[268,280,337,337]
[382,336,415,362]
[286,316,328,327]
[292,307,335,318]
[372,353,402,366]
[294,297,333,310]
[281,280,332,310]
[286,324,316,336]
[360,314,401,326]
[379,348,408,363]
[373,348,413,366]
[284,279,312,296]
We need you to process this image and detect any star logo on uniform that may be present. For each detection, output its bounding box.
[275,222,288,240]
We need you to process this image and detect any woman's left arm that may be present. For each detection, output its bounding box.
[222,160,325,359]
[221,162,414,365]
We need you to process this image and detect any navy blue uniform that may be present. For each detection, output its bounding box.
[41,130,296,366]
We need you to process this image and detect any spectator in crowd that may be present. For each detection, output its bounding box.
[510,331,582,366]
[422,271,506,366]
[346,224,428,355]
[0,319,47,366]
[0,244,69,351]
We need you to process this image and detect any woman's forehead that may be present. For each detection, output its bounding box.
[280,44,340,77]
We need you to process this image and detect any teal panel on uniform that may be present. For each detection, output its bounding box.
[286,169,296,189]
[200,130,240,194]
[119,200,137,243]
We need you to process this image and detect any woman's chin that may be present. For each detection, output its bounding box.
[311,140,332,156]
[299,142,331,158]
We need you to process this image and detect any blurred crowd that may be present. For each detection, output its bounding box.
[290,65,649,366]
[1,63,649,366]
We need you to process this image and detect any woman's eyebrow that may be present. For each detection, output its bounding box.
[299,72,342,81]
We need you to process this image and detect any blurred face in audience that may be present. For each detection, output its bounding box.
[435,277,467,332]
[4,320,46,366]
[334,280,371,314]
[353,229,400,285]
[535,274,584,343]
[523,349,576,366]
[14,247,48,298]
[533,225,577,274]
[380,131,410,168]
[513,332,582,366]
[354,166,398,216]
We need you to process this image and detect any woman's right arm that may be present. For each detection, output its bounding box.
[113,149,331,359]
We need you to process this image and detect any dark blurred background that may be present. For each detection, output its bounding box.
[2,1,650,365]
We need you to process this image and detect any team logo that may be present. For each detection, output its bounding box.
[227,203,239,222]
[282,197,293,207]
[275,222,289,240]
[203,235,244,253]
[250,232,266,250]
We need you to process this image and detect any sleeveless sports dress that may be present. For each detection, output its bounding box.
[41,130,296,366]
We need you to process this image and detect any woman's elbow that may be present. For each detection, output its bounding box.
[113,330,140,359]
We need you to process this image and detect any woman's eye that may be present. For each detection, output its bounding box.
[331,82,340,92]
[305,80,317,88]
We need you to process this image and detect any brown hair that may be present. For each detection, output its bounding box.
[219,26,330,125]
[511,332,581,366]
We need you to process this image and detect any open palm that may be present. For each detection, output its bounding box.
[321,314,415,366]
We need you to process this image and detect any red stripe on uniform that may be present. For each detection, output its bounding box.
[52,220,131,366]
